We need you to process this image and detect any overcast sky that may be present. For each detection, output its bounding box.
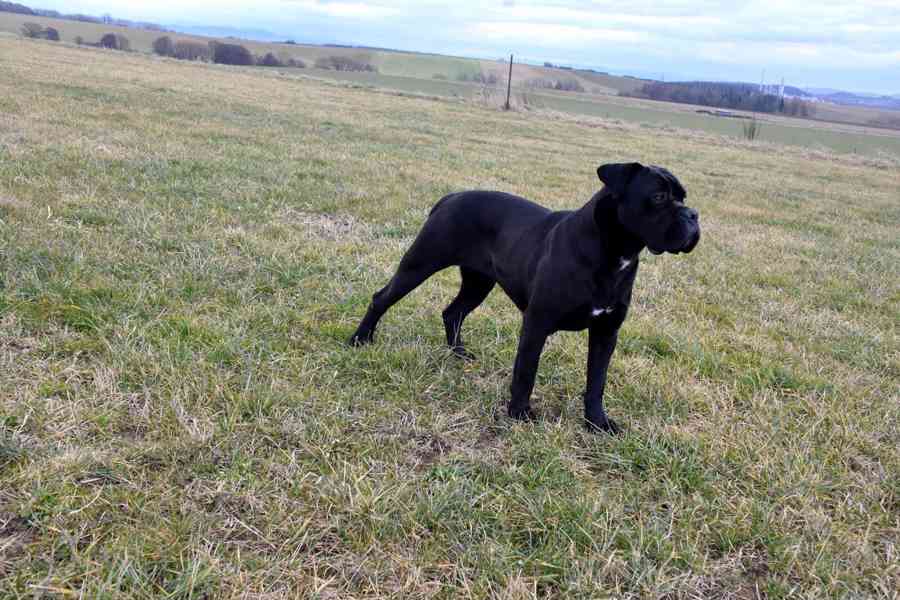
[35,0,900,93]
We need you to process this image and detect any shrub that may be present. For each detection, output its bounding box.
[74,35,83,45]
[20,22,44,38]
[20,23,61,41]
[152,35,175,57]
[526,77,584,92]
[286,58,306,68]
[313,55,376,72]
[742,118,761,141]
[554,78,584,92]
[468,72,500,85]
[782,97,816,118]
[210,42,254,66]
[258,52,282,67]
[99,33,129,50]
[526,78,553,89]
[173,41,210,61]
[432,73,447,80]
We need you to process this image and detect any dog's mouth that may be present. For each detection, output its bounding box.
[681,230,700,253]
[647,230,700,256]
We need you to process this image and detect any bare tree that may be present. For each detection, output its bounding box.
[258,52,283,67]
[20,22,44,38]
[174,41,210,61]
[152,36,175,57]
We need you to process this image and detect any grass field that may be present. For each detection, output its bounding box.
[4,10,900,155]
[1,37,899,598]
[0,11,641,98]
[288,68,900,158]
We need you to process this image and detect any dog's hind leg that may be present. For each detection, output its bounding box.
[348,230,454,346]
[442,267,495,359]
[349,265,439,345]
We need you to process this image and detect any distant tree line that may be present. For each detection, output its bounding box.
[526,77,585,93]
[151,36,308,68]
[0,0,168,30]
[628,81,816,116]
[457,72,499,84]
[313,55,377,72]
[74,32,131,51]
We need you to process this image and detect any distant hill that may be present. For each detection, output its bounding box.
[818,91,900,111]
[783,85,812,98]
[0,0,168,31]
[0,1,32,14]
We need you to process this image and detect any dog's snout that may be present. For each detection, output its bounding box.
[685,208,699,222]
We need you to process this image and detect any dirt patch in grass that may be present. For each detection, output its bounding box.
[277,207,375,241]
[0,511,37,576]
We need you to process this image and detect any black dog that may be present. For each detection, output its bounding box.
[349,163,700,433]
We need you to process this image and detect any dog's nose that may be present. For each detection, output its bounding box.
[685,208,699,222]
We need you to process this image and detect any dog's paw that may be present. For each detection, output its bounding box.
[585,415,621,435]
[508,404,536,421]
[348,331,373,347]
[450,345,476,361]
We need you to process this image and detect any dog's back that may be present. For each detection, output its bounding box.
[428,190,555,241]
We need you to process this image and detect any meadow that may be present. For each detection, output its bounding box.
[1,37,899,598]
[4,11,900,157]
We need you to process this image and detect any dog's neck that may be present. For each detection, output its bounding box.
[572,190,645,264]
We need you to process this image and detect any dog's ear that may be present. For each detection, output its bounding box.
[597,162,643,196]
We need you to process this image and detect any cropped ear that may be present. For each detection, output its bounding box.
[597,162,643,197]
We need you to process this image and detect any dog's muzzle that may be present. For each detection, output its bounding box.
[677,208,700,254]
[649,208,700,255]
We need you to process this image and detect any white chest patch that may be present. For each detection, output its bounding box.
[619,257,632,271]
[592,307,614,317]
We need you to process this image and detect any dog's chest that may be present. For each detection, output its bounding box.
[556,257,636,331]
[590,257,635,313]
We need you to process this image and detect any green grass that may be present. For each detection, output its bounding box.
[1,37,898,598]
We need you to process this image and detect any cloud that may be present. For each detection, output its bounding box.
[282,0,400,19]
[35,0,900,91]
[470,21,647,45]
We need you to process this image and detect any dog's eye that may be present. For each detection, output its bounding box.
[651,192,668,205]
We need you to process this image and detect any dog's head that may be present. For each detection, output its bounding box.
[597,162,700,255]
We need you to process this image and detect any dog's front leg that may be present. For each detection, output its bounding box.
[508,316,550,420]
[584,324,622,434]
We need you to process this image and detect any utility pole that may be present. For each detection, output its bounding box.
[505,54,513,110]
